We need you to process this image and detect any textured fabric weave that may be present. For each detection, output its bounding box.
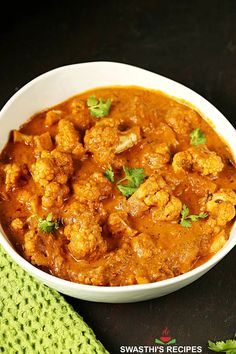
[0,245,109,354]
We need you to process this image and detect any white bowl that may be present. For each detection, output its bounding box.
[1,62,236,303]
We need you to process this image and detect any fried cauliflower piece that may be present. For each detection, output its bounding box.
[55,119,85,158]
[127,175,166,216]
[45,109,62,127]
[165,106,199,135]
[62,199,106,226]
[84,119,119,166]
[139,142,170,172]
[16,190,39,213]
[62,201,88,225]
[64,211,107,260]
[33,132,53,153]
[70,98,86,115]
[206,188,236,226]
[84,118,140,166]
[115,126,141,154]
[172,145,224,176]
[209,189,236,205]
[68,98,92,129]
[127,174,182,220]
[210,230,227,253]
[31,150,73,208]
[73,172,112,210]
[4,163,23,192]
[152,194,182,221]
[11,218,24,231]
[42,182,70,208]
[13,131,53,152]
[24,230,50,267]
[108,212,138,238]
[31,149,73,187]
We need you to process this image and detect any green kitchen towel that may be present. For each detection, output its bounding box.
[0,245,109,354]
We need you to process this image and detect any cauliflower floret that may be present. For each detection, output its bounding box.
[4,163,23,191]
[172,150,192,173]
[172,145,224,176]
[31,155,54,186]
[73,172,112,210]
[31,149,73,187]
[208,189,236,205]
[70,98,86,115]
[114,126,141,154]
[144,188,182,221]
[210,230,227,253]
[150,194,182,221]
[45,109,62,127]
[165,106,199,135]
[55,119,85,158]
[127,174,182,220]
[11,218,24,231]
[62,201,85,225]
[139,142,170,172]
[189,146,224,176]
[206,188,236,226]
[24,230,50,267]
[62,200,106,226]
[108,212,138,238]
[64,211,107,260]
[127,175,166,216]
[33,132,53,153]
[84,118,119,166]
[16,190,39,213]
[84,119,140,166]
[68,98,92,129]
[42,182,70,208]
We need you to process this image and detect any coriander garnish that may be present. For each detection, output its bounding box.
[190,128,206,145]
[180,204,208,228]
[37,213,60,233]
[104,165,114,183]
[87,95,112,118]
[117,166,145,197]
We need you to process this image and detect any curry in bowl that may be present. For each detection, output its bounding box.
[0,86,236,286]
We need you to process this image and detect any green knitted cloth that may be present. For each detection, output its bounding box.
[0,245,109,354]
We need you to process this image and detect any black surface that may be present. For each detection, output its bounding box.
[1,1,236,353]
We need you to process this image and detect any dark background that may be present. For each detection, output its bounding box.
[1,1,236,353]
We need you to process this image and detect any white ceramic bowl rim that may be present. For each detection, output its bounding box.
[0,61,236,294]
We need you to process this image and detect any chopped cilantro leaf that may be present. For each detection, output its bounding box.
[87,95,112,118]
[117,166,145,197]
[87,95,98,107]
[180,218,192,228]
[190,128,206,145]
[180,204,208,228]
[37,213,60,233]
[104,165,114,183]
[117,184,137,198]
